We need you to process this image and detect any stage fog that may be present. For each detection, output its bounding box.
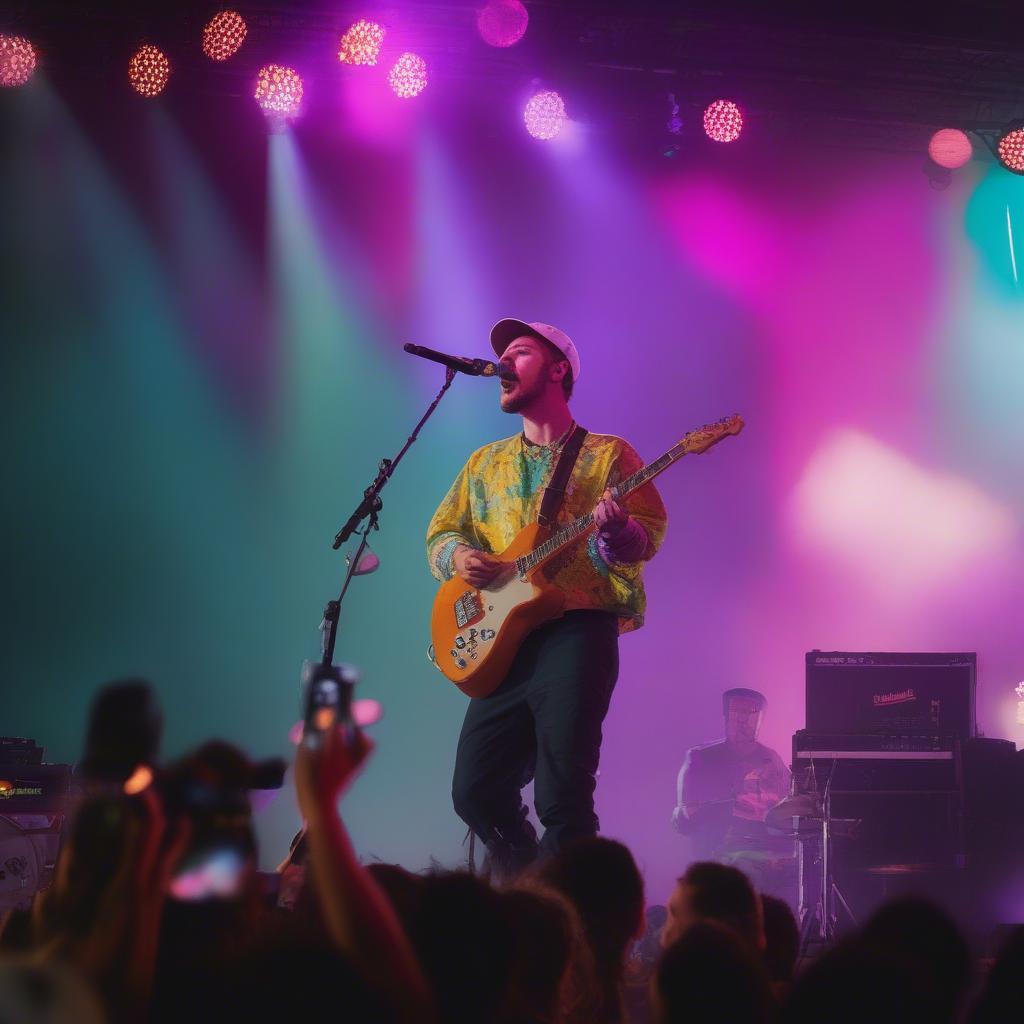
[3,53,1023,908]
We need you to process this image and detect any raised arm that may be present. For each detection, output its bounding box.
[295,727,435,1023]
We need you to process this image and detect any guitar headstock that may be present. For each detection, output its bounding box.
[679,414,744,454]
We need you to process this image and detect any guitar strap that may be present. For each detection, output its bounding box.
[537,423,588,528]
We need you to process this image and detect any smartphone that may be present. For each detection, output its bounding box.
[301,661,359,747]
[169,845,248,901]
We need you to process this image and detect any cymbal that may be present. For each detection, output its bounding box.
[764,794,822,834]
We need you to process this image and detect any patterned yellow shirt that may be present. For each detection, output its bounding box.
[426,430,668,633]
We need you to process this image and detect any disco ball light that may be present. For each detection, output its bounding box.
[202,10,247,62]
[477,0,529,48]
[255,65,303,116]
[927,129,972,170]
[703,99,743,143]
[997,127,1024,175]
[0,34,37,87]
[388,53,428,99]
[524,91,566,140]
[338,20,385,65]
[129,45,171,98]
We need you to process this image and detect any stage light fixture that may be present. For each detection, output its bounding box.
[0,34,37,87]
[338,20,385,65]
[255,64,303,117]
[129,44,171,98]
[703,99,742,143]
[477,0,529,48]
[202,10,247,62]
[997,126,1024,175]
[927,129,972,170]
[388,53,428,99]
[524,90,566,140]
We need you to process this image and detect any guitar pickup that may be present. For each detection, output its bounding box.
[454,591,484,628]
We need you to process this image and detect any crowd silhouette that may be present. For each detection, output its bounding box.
[1,679,1021,1023]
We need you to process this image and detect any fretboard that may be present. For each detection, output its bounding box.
[514,440,687,576]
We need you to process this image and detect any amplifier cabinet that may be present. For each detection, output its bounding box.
[805,652,976,743]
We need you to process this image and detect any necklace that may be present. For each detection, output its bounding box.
[521,421,575,456]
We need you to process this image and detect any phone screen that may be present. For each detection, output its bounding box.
[301,662,357,747]
[169,846,247,901]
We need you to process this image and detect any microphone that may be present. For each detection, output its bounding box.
[403,343,516,381]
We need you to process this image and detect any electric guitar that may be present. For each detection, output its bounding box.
[430,414,744,697]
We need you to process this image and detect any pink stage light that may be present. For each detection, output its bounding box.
[928,129,972,169]
[129,45,171,98]
[255,64,303,117]
[791,430,1015,606]
[524,91,566,140]
[997,128,1024,175]
[338,20,385,65]
[0,34,37,87]
[477,0,529,48]
[202,10,247,62]
[703,99,743,143]
[388,53,428,99]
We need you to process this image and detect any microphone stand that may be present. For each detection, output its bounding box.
[319,366,457,668]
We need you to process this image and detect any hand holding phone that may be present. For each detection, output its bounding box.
[295,715,375,820]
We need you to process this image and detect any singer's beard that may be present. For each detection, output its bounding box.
[499,379,540,415]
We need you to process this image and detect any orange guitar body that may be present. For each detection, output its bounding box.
[430,522,568,698]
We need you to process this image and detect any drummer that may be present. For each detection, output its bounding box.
[672,688,792,873]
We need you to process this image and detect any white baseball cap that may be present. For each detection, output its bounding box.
[489,318,581,383]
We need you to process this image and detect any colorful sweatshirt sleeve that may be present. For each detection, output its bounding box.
[605,440,668,565]
[425,460,479,581]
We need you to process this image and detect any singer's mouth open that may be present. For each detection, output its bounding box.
[500,378,516,392]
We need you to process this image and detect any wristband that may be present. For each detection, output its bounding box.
[597,517,647,564]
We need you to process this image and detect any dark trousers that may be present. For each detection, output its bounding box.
[451,609,620,859]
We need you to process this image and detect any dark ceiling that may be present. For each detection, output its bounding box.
[5,1,1024,155]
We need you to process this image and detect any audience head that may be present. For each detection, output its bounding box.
[499,884,589,1024]
[760,894,800,986]
[655,920,773,1024]
[636,904,668,966]
[536,837,644,972]
[78,678,162,787]
[860,898,971,1022]
[365,863,425,926]
[399,871,515,1024]
[663,861,764,952]
[780,937,941,1024]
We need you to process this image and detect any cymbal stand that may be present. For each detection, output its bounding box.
[798,760,857,956]
[821,766,857,941]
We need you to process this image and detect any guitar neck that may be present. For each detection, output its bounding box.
[514,441,687,576]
